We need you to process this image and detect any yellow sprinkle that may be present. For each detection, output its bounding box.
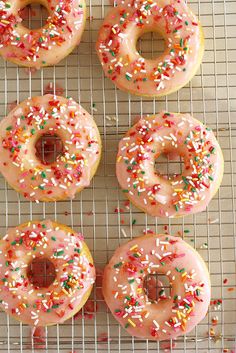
[117,156,122,162]
[129,245,138,251]
[128,319,136,327]
[62,288,69,295]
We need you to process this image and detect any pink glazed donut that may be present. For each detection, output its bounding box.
[116,112,224,217]
[103,234,211,341]
[0,220,95,326]
[96,0,204,97]
[0,0,86,68]
[0,94,101,202]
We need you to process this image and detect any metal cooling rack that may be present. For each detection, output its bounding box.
[0,0,236,352]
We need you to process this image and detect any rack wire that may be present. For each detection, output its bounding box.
[0,0,235,351]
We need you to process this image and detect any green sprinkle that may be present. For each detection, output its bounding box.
[11,241,16,245]
[41,172,46,178]
[125,74,132,81]
[184,229,190,233]
[31,129,36,135]
[54,250,64,257]
[133,253,140,258]
[6,126,12,131]
[51,236,56,241]
[175,267,185,273]
[114,262,122,268]
[128,279,135,284]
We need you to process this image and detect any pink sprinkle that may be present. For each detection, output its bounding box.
[98,332,112,342]
[31,327,46,349]
[44,82,64,96]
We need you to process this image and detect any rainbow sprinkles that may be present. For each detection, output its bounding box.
[96,0,204,97]
[102,233,211,341]
[0,0,86,68]
[0,95,101,202]
[116,112,224,217]
[0,220,95,326]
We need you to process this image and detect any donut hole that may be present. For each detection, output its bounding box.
[136,31,166,60]
[19,2,49,30]
[27,258,56,288]
[35,134,64,164]
[154,153,185,179]
[144,274,171,302]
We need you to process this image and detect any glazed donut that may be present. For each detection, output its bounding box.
[96,0,204,97]
[103,234,211,340]
[0,219,95,326]
[0,94,101,202]
[0,0,86,68]
[116,112,224,217]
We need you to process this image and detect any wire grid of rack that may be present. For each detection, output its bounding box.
[0,0,236,352]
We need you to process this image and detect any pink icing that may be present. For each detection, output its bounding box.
[0,0,86,68]
[0,94,101,202]
[96,0,204,97]
[116,112,224,218]
[0,219,95,326]
[102,233,211,340]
